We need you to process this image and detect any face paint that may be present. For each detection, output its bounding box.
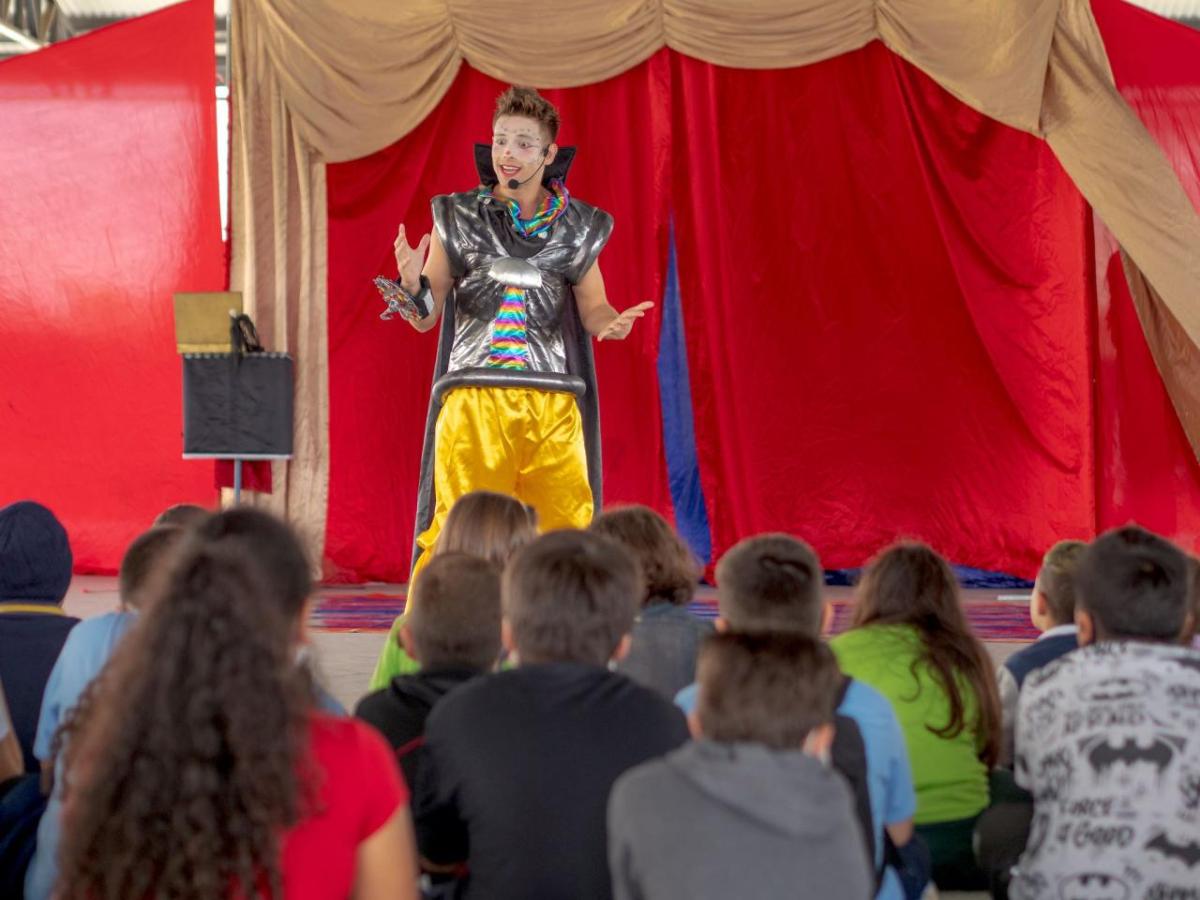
[492,115,548,186]
[493,133,543,161]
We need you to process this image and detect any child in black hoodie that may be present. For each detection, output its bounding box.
[355,553,501,786]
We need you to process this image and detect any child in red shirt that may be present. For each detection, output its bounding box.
[55,509,418,899]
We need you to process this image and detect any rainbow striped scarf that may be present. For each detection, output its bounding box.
[481,180,570,369]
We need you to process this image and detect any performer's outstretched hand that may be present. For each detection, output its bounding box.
[597,301,654,341]
[394,224,431,293]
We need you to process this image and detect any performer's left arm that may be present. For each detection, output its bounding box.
[574,262,654,341]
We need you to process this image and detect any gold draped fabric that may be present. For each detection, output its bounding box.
[228,0,1200,559]
[228,3,329,557]
[1041,1,1200,452]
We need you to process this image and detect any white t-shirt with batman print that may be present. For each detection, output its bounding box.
[1011,641,1200,900]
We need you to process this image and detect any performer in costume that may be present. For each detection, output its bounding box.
[388,86,651,575]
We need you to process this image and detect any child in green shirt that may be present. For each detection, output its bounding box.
[831,542,1000,892]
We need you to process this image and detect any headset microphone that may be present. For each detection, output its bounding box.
[505,146,550,190]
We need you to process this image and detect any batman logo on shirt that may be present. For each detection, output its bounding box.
[1081,735,1183,776]
[1145,832,1200,868]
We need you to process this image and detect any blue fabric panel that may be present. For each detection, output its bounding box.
[657,223,713,566]
[825,566,1032,589]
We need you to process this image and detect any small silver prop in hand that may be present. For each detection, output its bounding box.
[375,277,425,322]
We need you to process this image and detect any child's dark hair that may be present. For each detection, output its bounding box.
[1036,539,1087,626]
[494,86,560,142]
[853,541,1002,767]
[590,505,700,607]
[56,509,316,900]
[408,553,502,671]
[153,503,210,529]
[715,534,823,635]
[503,530,640,666]
[697,632,839,750]
[117,526,187,610]
[1075,525,1191,641]
[195,507,313,611]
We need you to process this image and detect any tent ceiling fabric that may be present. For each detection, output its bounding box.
[1111,0,1200,13]
[55,0,228,13]
[227,0,1200,556]
[234,0,1068,164]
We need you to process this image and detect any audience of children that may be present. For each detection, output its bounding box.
[23,524,187,899]
[33,526,185,767]
[53,508,418,899]
[0,500,80,773]
[369,491,537,689]
[995,539,1086,769]
[21,528,187,900]
[413,529,690,899]
[1008,526,1200,900]
[609,631,873,899]
[972,540,1088,899]
[831,542,1002,891]
[8,481,1200,900]
[675,534,920,899]
[590,505,711,699]
[354,552,502,786]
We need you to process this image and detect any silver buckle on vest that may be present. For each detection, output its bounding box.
[488,257,543,289]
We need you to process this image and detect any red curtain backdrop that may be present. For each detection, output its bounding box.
[671,45,1095,579]
[1090,0,1200,548]
[0,0,224,573]
[326,55,673,581]
[326,8,1200,582]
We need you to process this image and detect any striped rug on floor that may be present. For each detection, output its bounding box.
[311,593,1038,642]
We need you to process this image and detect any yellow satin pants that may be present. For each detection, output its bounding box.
[414,386,593,572]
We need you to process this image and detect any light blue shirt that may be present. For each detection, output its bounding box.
[676,677,916,900]
[27,611,138,900]
[32,612,138,760]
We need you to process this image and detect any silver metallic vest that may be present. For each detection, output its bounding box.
[432,190,614,374]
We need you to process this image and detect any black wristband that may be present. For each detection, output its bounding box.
[393,275,433,318]
[411,275,433,318]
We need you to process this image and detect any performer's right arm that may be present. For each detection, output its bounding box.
[394,224,453,332]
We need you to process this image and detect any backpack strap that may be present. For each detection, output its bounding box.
[830,689,879,891]
[835,675,889,894]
